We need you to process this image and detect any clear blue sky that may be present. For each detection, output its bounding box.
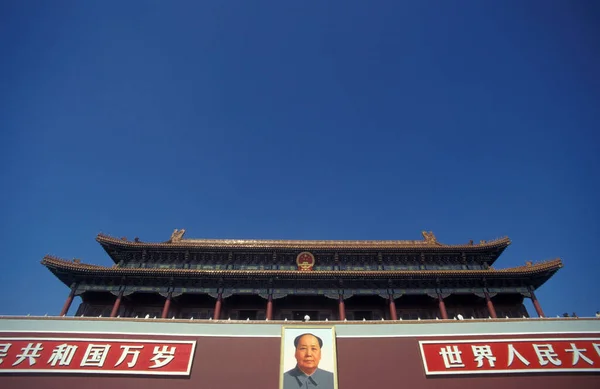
[1,1,598,318]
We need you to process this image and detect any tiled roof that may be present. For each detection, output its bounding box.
[42,255,562,279]
[96,231,511,251]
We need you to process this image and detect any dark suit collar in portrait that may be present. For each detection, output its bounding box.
[287,365,331,387]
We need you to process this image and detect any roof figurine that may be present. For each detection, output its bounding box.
[421,231,437,244]
[169,229,186,243]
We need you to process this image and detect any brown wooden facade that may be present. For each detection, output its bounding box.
[43,230,561,322]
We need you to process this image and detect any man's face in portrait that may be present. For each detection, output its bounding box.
[294,334,322,374]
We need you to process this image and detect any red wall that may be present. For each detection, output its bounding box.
[0,332,598,389]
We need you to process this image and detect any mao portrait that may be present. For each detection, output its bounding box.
[280,327,338,389]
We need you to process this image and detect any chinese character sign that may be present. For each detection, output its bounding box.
[420,338,600,375]
[0,338,195,375]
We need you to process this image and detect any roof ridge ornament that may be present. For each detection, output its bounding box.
[169,229,186,243]
[421,231,437,244]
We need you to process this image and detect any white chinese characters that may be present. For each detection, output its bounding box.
[115,345,143,368]
[0,338,194,375]
[0,344,11,365]
[13,343,43,366]
[472,345,496,367]
[507,344,530,367]
[150,346,177,369]
[565,343,594,366]
[532,344,562,366]
[81,344,111,367]
[429,340,600,373]
[48,344,78,366]
[439,346,465,368]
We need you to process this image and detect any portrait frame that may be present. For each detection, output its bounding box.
[279,325,338,389]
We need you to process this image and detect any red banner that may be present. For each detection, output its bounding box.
[420,338,600,375]
[0,338,196,375]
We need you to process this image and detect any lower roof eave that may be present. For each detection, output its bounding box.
[42,256,562,289]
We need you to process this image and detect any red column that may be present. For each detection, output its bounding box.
[389,295,398,320]
[213,293,223,320]
[110,290,123,318]
[266,294,273,320]
[338,295,346,321]
[161,292,172,319]
[529,288,545,317]
[60,286,77,316]
[484,291,498,319]
[438,294,448,320]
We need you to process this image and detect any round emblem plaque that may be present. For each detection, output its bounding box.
[296,252,315,271]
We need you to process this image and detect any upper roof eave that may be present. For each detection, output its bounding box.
[96,232,511,252]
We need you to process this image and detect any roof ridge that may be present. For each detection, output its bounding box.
[96,231,511,249]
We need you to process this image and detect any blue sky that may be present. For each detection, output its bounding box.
[1,1,598,318]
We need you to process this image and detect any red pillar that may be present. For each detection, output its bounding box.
[213,293,223,320]
[338,295,346,321]
[438,294,448,320]
[389,295,398,320]
[266,294,273,320]
[529,288,545,318]
[60,285,77,316]
[110,290,123,318]
[161,292,172,319]
[484,291,498,319]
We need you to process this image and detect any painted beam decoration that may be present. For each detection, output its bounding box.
[0,338,196,375]
[419,338,600,375]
